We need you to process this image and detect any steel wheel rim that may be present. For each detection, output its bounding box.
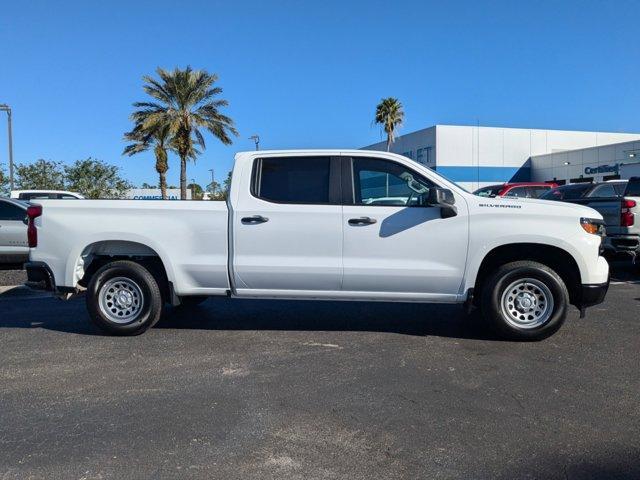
[98,277,144,324]
[500,277,554,329]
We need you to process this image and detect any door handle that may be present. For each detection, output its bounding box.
[241,215,269,225]
[348,216,377,226]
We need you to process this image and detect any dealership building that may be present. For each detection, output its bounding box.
[362,125,640,191]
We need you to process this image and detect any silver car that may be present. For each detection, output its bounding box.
[0,197,30,265]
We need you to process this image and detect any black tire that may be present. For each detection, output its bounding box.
[86,260,164,336]
[481,260,569,341]
[178,296,209,307]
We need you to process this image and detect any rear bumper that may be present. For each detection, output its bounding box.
[603,234,640,255]
[577,280,609,309]
[24,261,55,291]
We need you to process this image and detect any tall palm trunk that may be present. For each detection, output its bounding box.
[159,172,168,199]
[180,155,187,200]
[154,143,169,200]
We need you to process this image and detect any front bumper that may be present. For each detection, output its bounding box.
[24,261,55,291]
[577,280,609,309]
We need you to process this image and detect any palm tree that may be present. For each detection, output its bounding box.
[123,125,171,199]
[129,67,238,199]
[374,97,404,151]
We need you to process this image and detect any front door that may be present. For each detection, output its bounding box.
[341,156,468,298]
[232,155,343,296]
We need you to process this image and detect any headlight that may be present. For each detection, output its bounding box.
[580,217,606,236]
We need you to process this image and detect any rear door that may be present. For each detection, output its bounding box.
[231,155,343,295]
[0,201,28,258]
[340,156,468,298]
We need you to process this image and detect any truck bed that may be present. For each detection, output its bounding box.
[30,200,230,295]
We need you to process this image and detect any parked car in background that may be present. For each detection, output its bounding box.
[0,197,31,266]
[26,150,608,340]
[10,190,84,200]
[541,178,640,260]
[473,182,558,198]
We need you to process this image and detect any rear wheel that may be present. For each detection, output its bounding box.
[86,260,164,335]
[481,261,569,340]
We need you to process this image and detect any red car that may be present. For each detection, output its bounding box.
[473,182,559,199]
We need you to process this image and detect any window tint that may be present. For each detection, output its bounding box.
[0,201,26,221]
[504,186,530,198]
[253,156,331,204]
[352,157,434,206]
[587,184,618,198]
[540,184,591,201]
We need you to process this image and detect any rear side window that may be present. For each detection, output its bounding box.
[587,184,619,198]
[541,184,591,200]
[0,202,26,221]
[253,156,331,204]
[625,177,640,196]
[503,186,530,198]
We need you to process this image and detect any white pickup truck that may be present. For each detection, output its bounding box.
[25,150,610,340]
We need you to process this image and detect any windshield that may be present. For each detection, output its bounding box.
[473,185,503,197]
[540,184,592,201]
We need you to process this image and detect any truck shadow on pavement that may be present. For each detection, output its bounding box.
[157,298,498,340]
[0,294,501,340]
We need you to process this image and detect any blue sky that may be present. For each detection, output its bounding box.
[1,0,640,187]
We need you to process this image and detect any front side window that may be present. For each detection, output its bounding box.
[528,186,552,198]
[0,202,26,221]
[474,186,503,197]
[253,156,331,204]
[352,157,434,207]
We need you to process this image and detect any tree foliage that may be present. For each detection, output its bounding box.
[0,163,8,196]
[374,97,404,151]
[128,66,238,199]
[208,171,232,200]
[64,158,132,199]
[123,124,172,199]
[15,159,66,190]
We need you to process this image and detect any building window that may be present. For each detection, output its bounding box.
[402,150,414,160]
[416,146,432,164]
[570,176,594,184]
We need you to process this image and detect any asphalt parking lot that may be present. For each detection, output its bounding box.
[0,265,639,480]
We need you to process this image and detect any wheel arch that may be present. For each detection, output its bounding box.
[69,240,173,297]
[471,243,582,306]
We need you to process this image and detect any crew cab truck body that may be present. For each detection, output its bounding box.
[25,150,609,340]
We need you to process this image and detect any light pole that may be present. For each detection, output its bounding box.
[249,135,260,151]
[0,104,14,191]
[208,168,215,197]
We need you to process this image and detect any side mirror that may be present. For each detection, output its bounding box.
[427,187,457,218]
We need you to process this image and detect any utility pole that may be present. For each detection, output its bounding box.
[0,104,14,191]
[208,168,215,196]
[249,135,260,151]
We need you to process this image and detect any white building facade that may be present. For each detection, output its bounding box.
[362,125,640,191]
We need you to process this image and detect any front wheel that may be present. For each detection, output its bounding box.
[481,261,569,341]
[86,260,164,336]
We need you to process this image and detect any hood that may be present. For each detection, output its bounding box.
[472,195,604,220]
